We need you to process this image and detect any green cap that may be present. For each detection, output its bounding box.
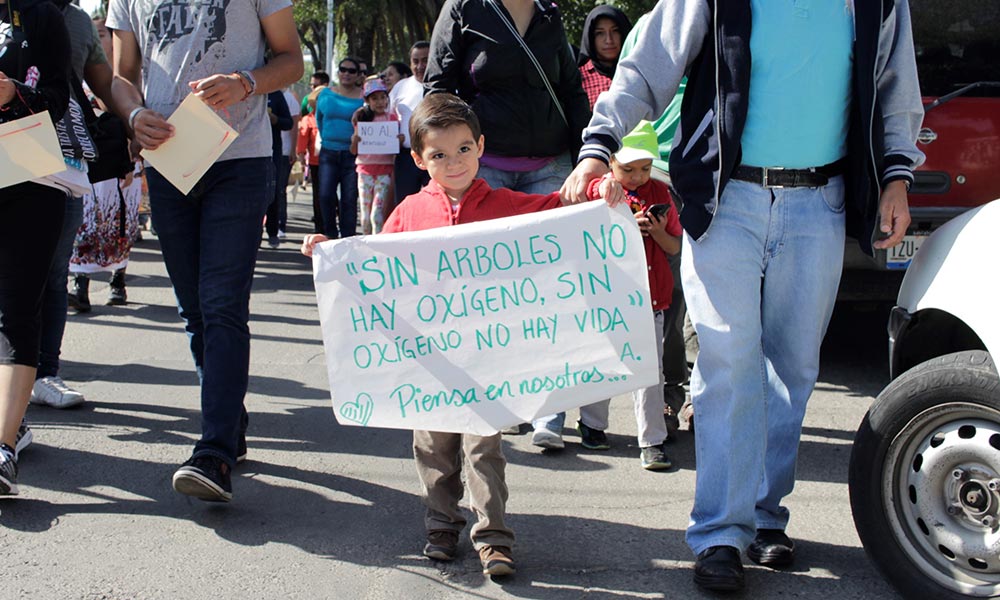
[614,120,659,164]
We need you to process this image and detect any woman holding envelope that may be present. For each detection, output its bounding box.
[0,0,72,495]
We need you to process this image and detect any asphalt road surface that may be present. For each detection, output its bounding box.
[0,200,902,599]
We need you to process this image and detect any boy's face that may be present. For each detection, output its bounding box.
[367,91,389,113]
[411,124,484,200]
[611,158,653,191]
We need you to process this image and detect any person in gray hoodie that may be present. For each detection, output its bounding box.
[561,0,924,593]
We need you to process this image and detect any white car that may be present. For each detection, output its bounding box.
[850,200,1000,598]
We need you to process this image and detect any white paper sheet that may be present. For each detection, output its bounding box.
[312,201,660,435]
[0,112,66,189]
[142,94,238,194]
[357,120,399,155]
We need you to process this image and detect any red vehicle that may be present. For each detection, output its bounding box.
[838,1,1000,301]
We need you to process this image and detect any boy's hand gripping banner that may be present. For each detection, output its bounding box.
[312,201,659,435]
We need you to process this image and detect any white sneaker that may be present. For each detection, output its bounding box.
[277,230,287,239]
[30,376,85,408]
[531,428,564,450]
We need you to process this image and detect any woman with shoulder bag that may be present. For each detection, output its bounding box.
[0,0,72,495]
[425,0,592,446]
[424,0,590,195]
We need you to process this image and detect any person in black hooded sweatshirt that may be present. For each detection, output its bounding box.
[0,0,71,495]
[577,5,631,110]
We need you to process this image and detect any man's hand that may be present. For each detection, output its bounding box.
[597,177,625,207]
[561,157,609,204]
[189,74,246,110]
[131,109,174,150]
[873,180,911,250]
[0,72,15,105]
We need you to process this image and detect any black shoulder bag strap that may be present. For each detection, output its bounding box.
[486,0,569,128]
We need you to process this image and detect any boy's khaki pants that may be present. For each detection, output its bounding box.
[413,430,515,550]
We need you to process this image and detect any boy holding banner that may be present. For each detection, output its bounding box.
[304,93,623,577]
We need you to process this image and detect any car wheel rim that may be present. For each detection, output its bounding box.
[885,401,1000,597]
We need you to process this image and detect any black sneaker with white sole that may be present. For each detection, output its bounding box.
[172,455,232,502]
[0,444,18,496]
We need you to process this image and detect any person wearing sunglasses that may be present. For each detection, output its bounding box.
[355,61,368,88]
[314,57,364,238]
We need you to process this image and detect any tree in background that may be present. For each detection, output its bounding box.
[293,0,657,73]
[295,0,443,72]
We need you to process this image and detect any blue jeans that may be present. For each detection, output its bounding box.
[682,177,845,555]
[146,158,274,466]
[37,194,83,379]
[317,148,358,238]
[265,153,291,239]
[517,153,585,433]
[478,153,572,195]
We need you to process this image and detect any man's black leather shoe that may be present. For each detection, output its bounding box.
[693,546,744,592]
[747,529,795,567]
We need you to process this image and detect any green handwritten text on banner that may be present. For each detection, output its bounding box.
[312,201,658,435]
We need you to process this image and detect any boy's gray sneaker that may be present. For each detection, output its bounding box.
[531,427,564,450]
[640,444,673,470]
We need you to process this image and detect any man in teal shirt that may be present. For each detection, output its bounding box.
[564,1,923,592]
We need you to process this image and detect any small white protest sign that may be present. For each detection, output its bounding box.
[356,120,399,155]
[312,201,659,435]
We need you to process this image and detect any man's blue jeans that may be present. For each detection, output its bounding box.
[37,195,83,378]
[682,177,845,555]
[317,148,358,238]
[146,158,274,467]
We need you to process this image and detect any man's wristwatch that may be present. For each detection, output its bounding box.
[235,70,257,100]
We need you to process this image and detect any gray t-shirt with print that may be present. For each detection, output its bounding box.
[63,4,108,81]
[106,0,290,161]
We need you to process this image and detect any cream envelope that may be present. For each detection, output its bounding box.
[0,112,66,189]
[143,93,239,195]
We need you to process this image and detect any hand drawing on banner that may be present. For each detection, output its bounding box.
[312,201,659,435]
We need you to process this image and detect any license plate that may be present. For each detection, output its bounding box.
[886,234,927,270]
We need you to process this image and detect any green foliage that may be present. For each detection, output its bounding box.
[294,0,443,72]
[291,0,657,73]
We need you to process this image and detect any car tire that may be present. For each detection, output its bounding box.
[850,350,1000,599]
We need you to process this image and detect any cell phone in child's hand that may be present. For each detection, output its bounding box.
[646,204,670,220]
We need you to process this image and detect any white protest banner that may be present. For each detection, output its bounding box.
[356,120,399,155]
[313,201,659,435]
